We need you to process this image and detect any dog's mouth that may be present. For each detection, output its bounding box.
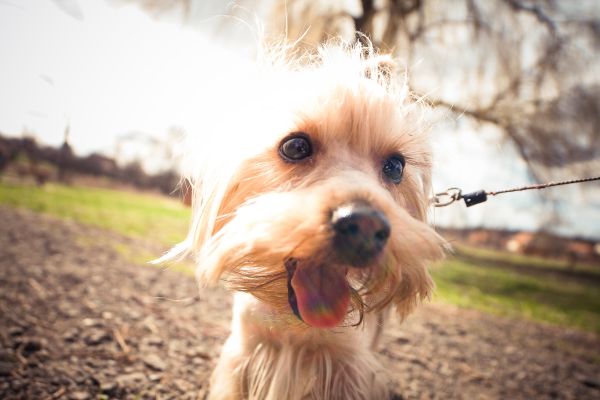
[285,258,350,328]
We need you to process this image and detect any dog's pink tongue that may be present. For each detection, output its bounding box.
[291,265,350,328]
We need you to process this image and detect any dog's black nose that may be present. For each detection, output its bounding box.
[331,202,390,267]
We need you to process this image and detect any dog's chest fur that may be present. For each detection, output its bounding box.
[208,292,389,400]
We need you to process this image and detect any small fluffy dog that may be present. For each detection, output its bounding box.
[165,39,446,400]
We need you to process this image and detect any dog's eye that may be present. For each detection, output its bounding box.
[279,134,313,162]
[382,155,405,183]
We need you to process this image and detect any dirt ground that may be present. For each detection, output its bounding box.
[0,206,599,400]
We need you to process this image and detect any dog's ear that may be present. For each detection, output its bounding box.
[393,264,435,320]
[153,172,232,277]
[388,222,447,319]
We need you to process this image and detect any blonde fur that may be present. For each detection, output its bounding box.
[163,39,447,399]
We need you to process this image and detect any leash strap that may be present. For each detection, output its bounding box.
[432,176,600,208]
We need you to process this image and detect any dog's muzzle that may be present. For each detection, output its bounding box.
[331,202,390,267]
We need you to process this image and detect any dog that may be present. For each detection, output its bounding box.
[163,39,447,400]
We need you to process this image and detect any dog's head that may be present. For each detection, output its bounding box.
[169,41,446,328]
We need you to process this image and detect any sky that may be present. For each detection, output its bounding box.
[0,0,598,240]
[0,0,233,154]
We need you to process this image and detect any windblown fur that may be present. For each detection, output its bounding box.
[162,38,447,400]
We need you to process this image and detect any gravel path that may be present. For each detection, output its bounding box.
[0,206,598,400]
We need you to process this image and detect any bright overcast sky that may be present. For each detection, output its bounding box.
[0,0,233,154]
[0,0,598,239]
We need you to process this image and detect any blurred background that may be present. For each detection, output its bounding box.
[0,1,599,399]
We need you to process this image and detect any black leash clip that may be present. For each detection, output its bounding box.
[432,188,488,207]
[461,190,488,207]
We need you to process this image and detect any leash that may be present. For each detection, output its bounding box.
[432,176,600,208]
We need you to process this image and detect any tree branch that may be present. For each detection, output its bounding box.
[504,0,557,34]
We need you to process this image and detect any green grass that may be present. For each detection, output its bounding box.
[431,258,600,333]
[0,181,190,246]
[1,180,599,333]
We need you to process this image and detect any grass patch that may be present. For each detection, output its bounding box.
[0,181,190,246]
[432,258,600,333]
